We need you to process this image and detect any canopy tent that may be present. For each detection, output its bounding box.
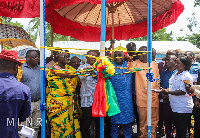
[0,0,184,137]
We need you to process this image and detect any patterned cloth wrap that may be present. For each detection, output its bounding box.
[46,63,81,138]
[92,57,121,117]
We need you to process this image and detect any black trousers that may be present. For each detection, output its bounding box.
[193,106,200,138]
[173,112,191,138]
[81,107,100,138]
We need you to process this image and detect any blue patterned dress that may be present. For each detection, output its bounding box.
[110,61,135,124]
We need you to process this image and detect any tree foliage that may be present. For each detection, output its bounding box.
[177,34,200,48]
[0,16,23,28]
[3,46,12,50]
[176,6,200,49]
[194,0,200,7]
[187,12,199,32]
[27,18,78,46]
[129,28,174,41]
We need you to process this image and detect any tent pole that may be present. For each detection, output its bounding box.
[147,0,152,137]
[51,26,53,47]
[100,0,106,137]
[100,0,106,57]
[111,12,114,61]
[0,41,3,53]
[51,26,53,56]
[40,0,46,138]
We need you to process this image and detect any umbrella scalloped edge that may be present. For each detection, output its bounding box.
[46,0,184,42]
[0,38,37,48]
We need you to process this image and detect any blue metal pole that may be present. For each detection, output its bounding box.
[40,0,46,138]
[147,0,152,137]
[100,0,106,137]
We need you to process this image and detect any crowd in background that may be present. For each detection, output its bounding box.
[1,42,200,138]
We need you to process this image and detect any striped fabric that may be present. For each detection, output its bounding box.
[78,63,97,107]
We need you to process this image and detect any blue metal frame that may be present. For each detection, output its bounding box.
[100,0,106,138]
[147,0,152,137]
[39,0,153,138]
[40,0,46,138]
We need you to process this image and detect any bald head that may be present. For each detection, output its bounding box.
[166,50,176,57]
[69,56,81,69]
[165,55,177,70]
[138,46,147,63]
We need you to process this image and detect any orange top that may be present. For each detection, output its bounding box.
[128,60,160,107]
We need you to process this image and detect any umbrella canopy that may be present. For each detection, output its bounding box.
[0,24,36,48]
[46,0,184,41]
[0,0,40,18]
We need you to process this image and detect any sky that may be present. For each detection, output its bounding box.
[12,0,200,39]
[165,0,200,38]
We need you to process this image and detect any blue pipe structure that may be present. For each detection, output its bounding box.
[100,0,106,137]
[40,0,46,138]
[147,0,152,137]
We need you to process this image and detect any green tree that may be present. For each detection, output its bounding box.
[2,46,12,50]
[177,34,200,48]
[27,18,78,46]
[194,0,200,7]
[128,28,174,41]
[0,16,23,28]
[187,12,199,32]
[176,7,200,48]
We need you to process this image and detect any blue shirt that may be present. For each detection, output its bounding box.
[160,69,177,103]
[189,61,200,82]
[189,62,200,74]
[0,73,31,138]
[160,69,177,89]
[21,62,40,102]
[110,61,135,124]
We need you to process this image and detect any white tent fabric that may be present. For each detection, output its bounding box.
[11,45,51,58]
[53,41,200,54]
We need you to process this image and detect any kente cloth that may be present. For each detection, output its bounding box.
[110,61,134,124]
[46,63,81,138]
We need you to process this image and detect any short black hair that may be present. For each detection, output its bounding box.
[126,42,136,49]
[26,50,40,58]
[138,46,147,50]
[70,56,80,61]
[64,50,69,53]
[87,50,99,56]
[179,55,192,71]
[0,59,17,71]
[162,57,166,61]
[185,51,195,58]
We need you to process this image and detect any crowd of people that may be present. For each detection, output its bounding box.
[0,42,200,138]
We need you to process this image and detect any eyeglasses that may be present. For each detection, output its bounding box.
[60,55,70,59]
[114,54,123,57]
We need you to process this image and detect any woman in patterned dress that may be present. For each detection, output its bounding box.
[46,52,81,138]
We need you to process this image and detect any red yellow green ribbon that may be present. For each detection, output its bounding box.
[92,57,120,117]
